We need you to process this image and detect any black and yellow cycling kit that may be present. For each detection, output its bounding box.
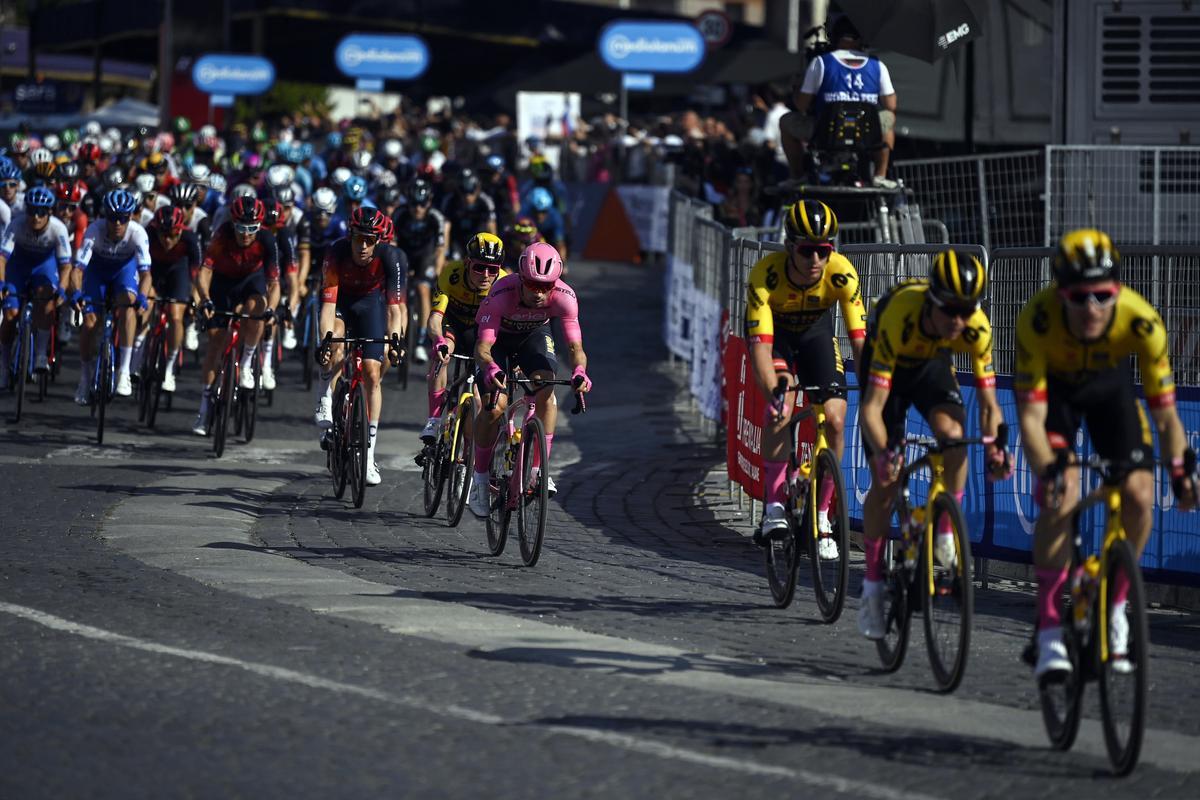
[431,260,509,333]
[1015,285,1174,462]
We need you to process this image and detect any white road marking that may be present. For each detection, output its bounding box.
[0,600,940,800]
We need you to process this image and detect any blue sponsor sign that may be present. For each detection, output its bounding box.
[192,54,275,96]
[622,72,655,91]
[356,78,384,92]
[598,21,705,74]
[209,94,235,108]
[336,34,429,80]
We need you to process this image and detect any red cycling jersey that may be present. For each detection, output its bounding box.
[320,237,407,306]
[202,221,280,281]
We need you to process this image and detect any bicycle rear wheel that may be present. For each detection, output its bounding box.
[1098,538,1147,776]
[765,485,802,608]
[808,449,849,623]
[446,399,473,528]
[876,541,913,672]
[923,492,974,693]
[349,383,368,508]
[422,432,447,517]
[1038,606,1086,752]
[302,302,317,391]
[517,416,549,567]
[243,356,260,443]
[485,433,510,556]
[146,342,166,429]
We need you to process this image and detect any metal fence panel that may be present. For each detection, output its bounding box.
[892,150,1045,249]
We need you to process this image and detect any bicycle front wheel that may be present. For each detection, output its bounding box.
[13,317,31,423]
[922,492,974,693]
[145,340,166,429]
[243,357,259,443]
[446,398,473,528]
[1098,538,1148,776]
[485,432,510,556]
[330,392,349,499]
[422,435,447,517]
[96,334,114,445]
[212,360,234,458]
[808,449,849,623]
[348,384,369,508]
[517,416,549,567]
[1038,608,1085,752]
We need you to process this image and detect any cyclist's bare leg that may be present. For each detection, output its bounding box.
[929,404,968,492]
[1120,470,1155,557]
[473,389,507,469]
[202,327,229,387]
[823,397,848,460]
[240,295,266,351]
[417,283,432,336]
[168,300,186,354]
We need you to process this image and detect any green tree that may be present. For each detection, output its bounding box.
[234,81,332,124]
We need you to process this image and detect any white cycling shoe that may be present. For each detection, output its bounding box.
[261,364,276,391]
[366,462,382,486]
[34,353,50,372]
[282,327,298,350]
[1034,629,1073,679]
[314,396,333,428]
[162,371,177,393]
[191,412,208,437]
[858,584,886,640]
[468,477,490,518]
[1109,603,1132,674]
[239,367,257,391]
[420,415,441,444]
[934,532,958,569]
[74,378,90,406]
[185,323,200,351]
[413,344,429,365]
[816,513,839,560]
[116,371,133,397]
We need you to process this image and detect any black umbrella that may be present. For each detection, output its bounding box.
[836,0,982,63]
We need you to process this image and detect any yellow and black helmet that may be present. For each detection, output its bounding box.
[1053,228,1120,287]
[929,250,987,308]
[783,200,838,243]
[466,232,504,266]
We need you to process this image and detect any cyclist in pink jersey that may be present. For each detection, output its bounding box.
[469,242,591,516]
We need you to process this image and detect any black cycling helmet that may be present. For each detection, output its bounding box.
[459,168,480,194]
[377,184,403,207]
[349,206,389,238]
[783,200,838,243]
[230,195,265,225]
[407,178,433,206]
[1053,229,1120,287]
[929,250,987,309]
[102,165,127,191]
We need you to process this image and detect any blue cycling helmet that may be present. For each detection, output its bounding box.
[25,185,55,210]
[529,187,553,213]
[326,132,343,150]
[300,142,315,160]
[485,154,505,172]
[343,175,368,202]
[0,161,21,181]
[104,188,138,217]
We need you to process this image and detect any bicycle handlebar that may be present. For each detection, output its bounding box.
[901,423,1008,454]
[485,373,587,415]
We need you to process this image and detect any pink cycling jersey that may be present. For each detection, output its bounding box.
[475,273,582,344]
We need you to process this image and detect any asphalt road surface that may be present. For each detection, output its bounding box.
[2,259,1198,798]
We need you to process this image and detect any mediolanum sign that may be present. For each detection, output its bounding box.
[335,34,430,80]
[598,21,705,73]
[191,54,276,95]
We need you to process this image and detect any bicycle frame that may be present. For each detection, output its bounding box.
[1068,478,1126,666]
[439,355,477,458]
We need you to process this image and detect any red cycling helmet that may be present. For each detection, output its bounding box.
[56,180,87,204]
[349,206,389,238]
[152,205,188,235]
[262,199,284,228]
[380,215,395,243]
[230,195,265,225]
[77,142,103,164]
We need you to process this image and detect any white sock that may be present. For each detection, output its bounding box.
[368,419,379,463]
[165,348,180,377]
[240,344,257,372]
[262,344,274,370]
[817,509,830,527]
[474,469,489,484]
[861,578,883,598]
[119,346,132,374]
[79,358,93,383]
[198,386,212,416]
[766,501,785,515]
[34,329,50,357]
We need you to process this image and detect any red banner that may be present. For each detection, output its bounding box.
[724,334,817,500]
[724,335,765,498]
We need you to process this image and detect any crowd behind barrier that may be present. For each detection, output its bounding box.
[664,190,1200,586]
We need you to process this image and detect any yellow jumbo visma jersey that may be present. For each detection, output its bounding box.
[864,281,996,391]
[1015,285,1175,409]
[744,251,867,344]
[432,260,509,325]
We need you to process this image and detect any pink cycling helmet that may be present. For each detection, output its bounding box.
[519,242,563,284]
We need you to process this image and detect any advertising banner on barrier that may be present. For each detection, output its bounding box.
[616,186,670,253]
[690,291,722,420]
[664,254,694,360]
[724,335,764,497]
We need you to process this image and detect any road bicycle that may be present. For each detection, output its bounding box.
[758,380,853,623]
[84,290,125,445]
[320,332,402,509]
[483,367,585,567]
[418,352,476,526]
[4,284,50,422]
[1024,454,1191,775]
[874,424,1007,693]
[136,297,189,429]
[204,310,272,458]
[296,274,322,391]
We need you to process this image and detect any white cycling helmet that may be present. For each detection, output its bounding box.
[199,124,217,139]
[266,163,295,189]
[30,147,54,165]
[134,173,156,194]
[186,163,211,185]
[82,121,103,138]
[382,139,403,159]
[208,173,228,194]
[97,135,116,155]
[311,187,338,215]
[231,183,257,201]
[42,133,61,152]
[330,167,352,189]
